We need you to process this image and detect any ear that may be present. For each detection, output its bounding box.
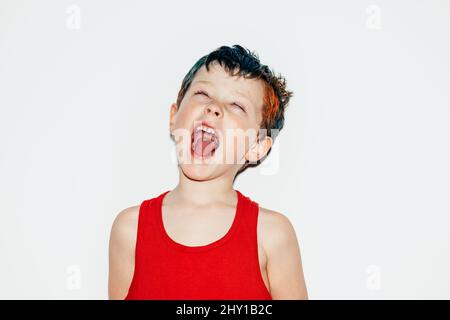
[169,103,178,136]
[244,136,273,163]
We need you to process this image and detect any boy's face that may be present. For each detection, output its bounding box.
[170,61,272,180]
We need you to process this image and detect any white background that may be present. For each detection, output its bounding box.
[1,0,449,299]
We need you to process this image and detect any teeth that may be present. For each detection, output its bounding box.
[193,124,220,149]
[195,125,216,136]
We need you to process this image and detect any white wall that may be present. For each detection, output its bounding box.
[0,0,449,299]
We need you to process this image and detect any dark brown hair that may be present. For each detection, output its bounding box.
[176,45,294,172]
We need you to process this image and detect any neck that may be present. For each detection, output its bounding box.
[171,167,237,206]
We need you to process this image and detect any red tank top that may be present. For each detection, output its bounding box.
[124,189,272,300]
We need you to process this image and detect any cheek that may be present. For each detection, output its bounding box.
[222,126,255,158]
[174,105,196,129]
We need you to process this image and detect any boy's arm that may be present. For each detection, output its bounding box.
[263,211,308,300]
[108,206,139,300]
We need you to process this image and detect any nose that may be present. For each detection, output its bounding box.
[204,103,222,118]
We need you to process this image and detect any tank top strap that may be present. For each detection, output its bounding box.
[232,191,259,244]
[228,192,271,298]
[132,191,170,270]
[136,191,170,239]
[231,192,259,256]
[143,190,171,240]
[126,191,171,299]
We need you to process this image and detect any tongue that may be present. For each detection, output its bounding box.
[193,139,216,158]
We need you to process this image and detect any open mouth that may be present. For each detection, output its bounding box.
[190,123,220,160]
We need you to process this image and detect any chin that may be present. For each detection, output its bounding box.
[174,139,243,179]
[179,163,218,181]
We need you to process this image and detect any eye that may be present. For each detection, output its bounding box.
[194,90,209,97]
[232,103,246,113]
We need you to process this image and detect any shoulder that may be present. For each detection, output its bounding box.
[256,206,308,299]
[109,205,141,250]
[112,205,140,232]
[108,205,141,299]
[257,206,299,254]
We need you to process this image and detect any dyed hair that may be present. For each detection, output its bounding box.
[176,44,294,172]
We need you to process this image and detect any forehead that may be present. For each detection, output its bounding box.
[191,62,265,111]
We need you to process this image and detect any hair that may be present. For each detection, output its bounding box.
[176,44,294,173]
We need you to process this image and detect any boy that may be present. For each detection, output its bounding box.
[108,45,308,300]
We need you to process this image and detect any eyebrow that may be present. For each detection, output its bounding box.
[192,80,254,109]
